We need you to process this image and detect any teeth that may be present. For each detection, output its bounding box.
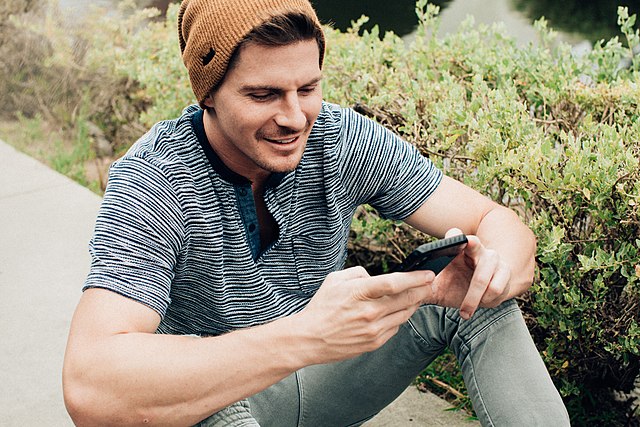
[269,137,296,144]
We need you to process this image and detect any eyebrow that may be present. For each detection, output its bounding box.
[239,75,323,93]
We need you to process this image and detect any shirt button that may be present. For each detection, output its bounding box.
[249,223,256,233]
[239,188,247,196]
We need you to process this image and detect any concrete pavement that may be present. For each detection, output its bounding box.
[0,139,478,426]
[363,387,477,427]
[0,140,99,425]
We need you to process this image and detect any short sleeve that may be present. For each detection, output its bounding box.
[83,157,185,317]
[337,107,443,220]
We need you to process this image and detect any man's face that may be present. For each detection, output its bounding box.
[203,39,323,183]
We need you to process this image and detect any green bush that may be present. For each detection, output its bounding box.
[325,3,639,424]
[0,0,153,190]
[3,1,639,424]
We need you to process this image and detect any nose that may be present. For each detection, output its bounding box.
[274,93,307,131]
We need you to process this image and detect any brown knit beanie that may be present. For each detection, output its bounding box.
[178,0,325,104]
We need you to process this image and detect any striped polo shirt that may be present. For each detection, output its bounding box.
[84,102,442,336]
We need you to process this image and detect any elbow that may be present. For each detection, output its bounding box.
[516,224,537,294]
[63,369,151,426]
[526,226,537,284]
[62,366,112,426]
[64,395,93,426]
[63,371,179,426]
[64,390,155,427]
[63,376,100,426]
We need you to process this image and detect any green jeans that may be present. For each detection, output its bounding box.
[198,299,570,427]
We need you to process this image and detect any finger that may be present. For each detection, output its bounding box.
[389,303,421,323]
[380,284,434,315]
[460,234,483,264]
[442,229,468,263]
[480,261,511,307]
[380,303,421,331]
[327,266,370,283]
[459,250,499,319]
[364,324,402,353]
[370,303,423,347]
[356,270,434,300]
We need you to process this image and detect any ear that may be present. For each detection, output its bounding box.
[202,93,215,109]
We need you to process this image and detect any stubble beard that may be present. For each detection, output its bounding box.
[254,124,310,174]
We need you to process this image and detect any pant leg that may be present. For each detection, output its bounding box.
[210,299,569,427]
[196,400,259,427]
[409,299,570,426]
[248,318,448,427]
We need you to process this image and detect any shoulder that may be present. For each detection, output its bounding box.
[309,102,386,155]
[311,101,376,132]
[112,105,206,185]
[123,105,200,165]
[310,101,342,136]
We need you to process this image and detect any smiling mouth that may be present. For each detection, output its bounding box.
[264,136,299,144]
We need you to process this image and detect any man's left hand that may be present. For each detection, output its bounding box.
[429,228,512,319]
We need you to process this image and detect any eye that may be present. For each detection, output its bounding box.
[249,92,275,101]
[298,85,318,95]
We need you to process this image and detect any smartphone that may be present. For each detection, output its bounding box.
[392,234,468,274]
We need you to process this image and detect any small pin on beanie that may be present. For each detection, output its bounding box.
[178,0,325,104]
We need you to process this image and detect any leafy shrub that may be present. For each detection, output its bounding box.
[325,2,639,424]
[0,0,154,190]
[0,1,50,119]
[113,2,194,129]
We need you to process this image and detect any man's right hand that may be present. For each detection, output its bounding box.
[63,268,433,425]
[294,266,435,364]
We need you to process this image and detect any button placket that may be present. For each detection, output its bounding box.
[234,184,261,260]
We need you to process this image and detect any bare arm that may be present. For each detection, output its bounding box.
[405,175,536,318]
[63,288,306,426]
[63,268,435,426]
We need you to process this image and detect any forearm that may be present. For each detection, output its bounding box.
[475,205,537,297]
[406,176,537,298]
[64,268,436,425]
[64,314,309,426]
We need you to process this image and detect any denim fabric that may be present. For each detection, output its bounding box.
[198,299,570,427]
[197,400,258,427]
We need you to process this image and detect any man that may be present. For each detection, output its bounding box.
[62,0,570,425]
